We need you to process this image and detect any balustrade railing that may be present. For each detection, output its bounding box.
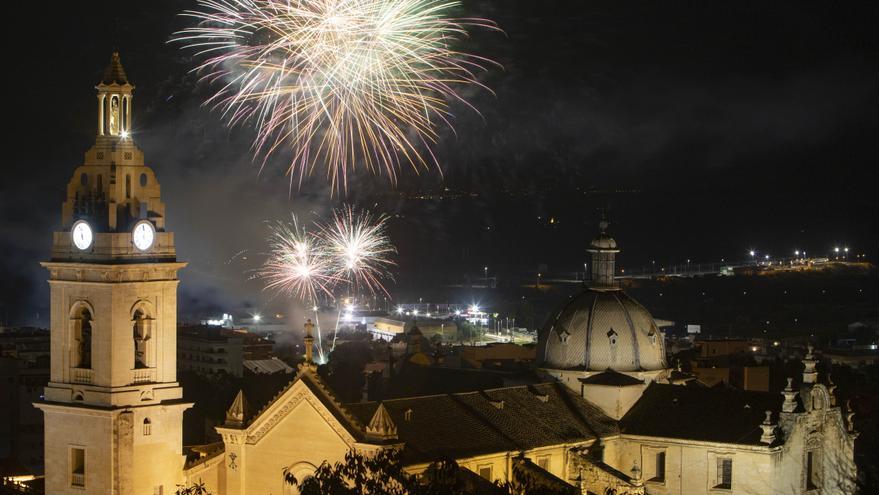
[71,368,93,384]
[130,368,156,384]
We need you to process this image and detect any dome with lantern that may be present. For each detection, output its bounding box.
[539,222,667,373]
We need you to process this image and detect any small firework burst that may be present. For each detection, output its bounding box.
[317,205,396,295]
[258,217,336,303]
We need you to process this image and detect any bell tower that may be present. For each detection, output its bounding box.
[35,53,190,495]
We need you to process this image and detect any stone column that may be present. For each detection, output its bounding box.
[98,94,105,135]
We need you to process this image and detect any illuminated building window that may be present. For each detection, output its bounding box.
[715,458,732,489]
[70,447,85,488]
[537,455,550,471]
[652,451,666,482]
[478,465,492,481]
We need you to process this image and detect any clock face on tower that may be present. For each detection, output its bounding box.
[71,220,93,250]
[132,220,156,251]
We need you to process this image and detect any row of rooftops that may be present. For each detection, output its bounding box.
[216,356,842,471]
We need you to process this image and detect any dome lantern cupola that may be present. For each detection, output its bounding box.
[587,219,619,288]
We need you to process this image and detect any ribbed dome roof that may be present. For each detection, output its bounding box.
[589,233,617,250]
[540,289,667,372]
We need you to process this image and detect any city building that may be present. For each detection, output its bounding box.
[34,55,859,495]
[177,326,275,378]
[370,317,458,342]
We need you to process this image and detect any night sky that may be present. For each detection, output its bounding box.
[2,0,878,325]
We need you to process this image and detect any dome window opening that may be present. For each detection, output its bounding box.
[558,329,570,345]
[607,329,618,347]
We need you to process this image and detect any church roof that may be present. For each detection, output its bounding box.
[346,382,618,464]
[540,289,667,372]
[620,382,783,445]
[512,456,578,494]
[100,52,129,85]
[579,370,645,386]
[241,367,365,434]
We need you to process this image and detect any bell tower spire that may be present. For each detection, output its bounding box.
[96,52,134,139]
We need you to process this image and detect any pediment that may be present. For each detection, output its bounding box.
[243,374,360,446]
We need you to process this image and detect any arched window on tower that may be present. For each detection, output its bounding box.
[133,309,150,369]
[73,307,93,369]
[143,418,152,436]
[125,174,132,199]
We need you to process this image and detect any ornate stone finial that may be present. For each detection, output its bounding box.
[781,377,798,413]
[630,461,642,483]
[365,403,398,441]
[827,373,838,406]
[225,390,249,426]
[303,319,315,364]
[760,410,776,444]
[802,345,818,385]
[845,399,857,433]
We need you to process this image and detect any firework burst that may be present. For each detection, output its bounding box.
[173,0,499,191]
[258,217,336,302]
[318,205,396,295]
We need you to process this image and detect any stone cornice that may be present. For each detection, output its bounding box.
[42,261,187,283]
[618,434,781,453]
[34,399,193,415]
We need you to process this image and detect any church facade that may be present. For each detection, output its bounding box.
[37,56,858,495]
